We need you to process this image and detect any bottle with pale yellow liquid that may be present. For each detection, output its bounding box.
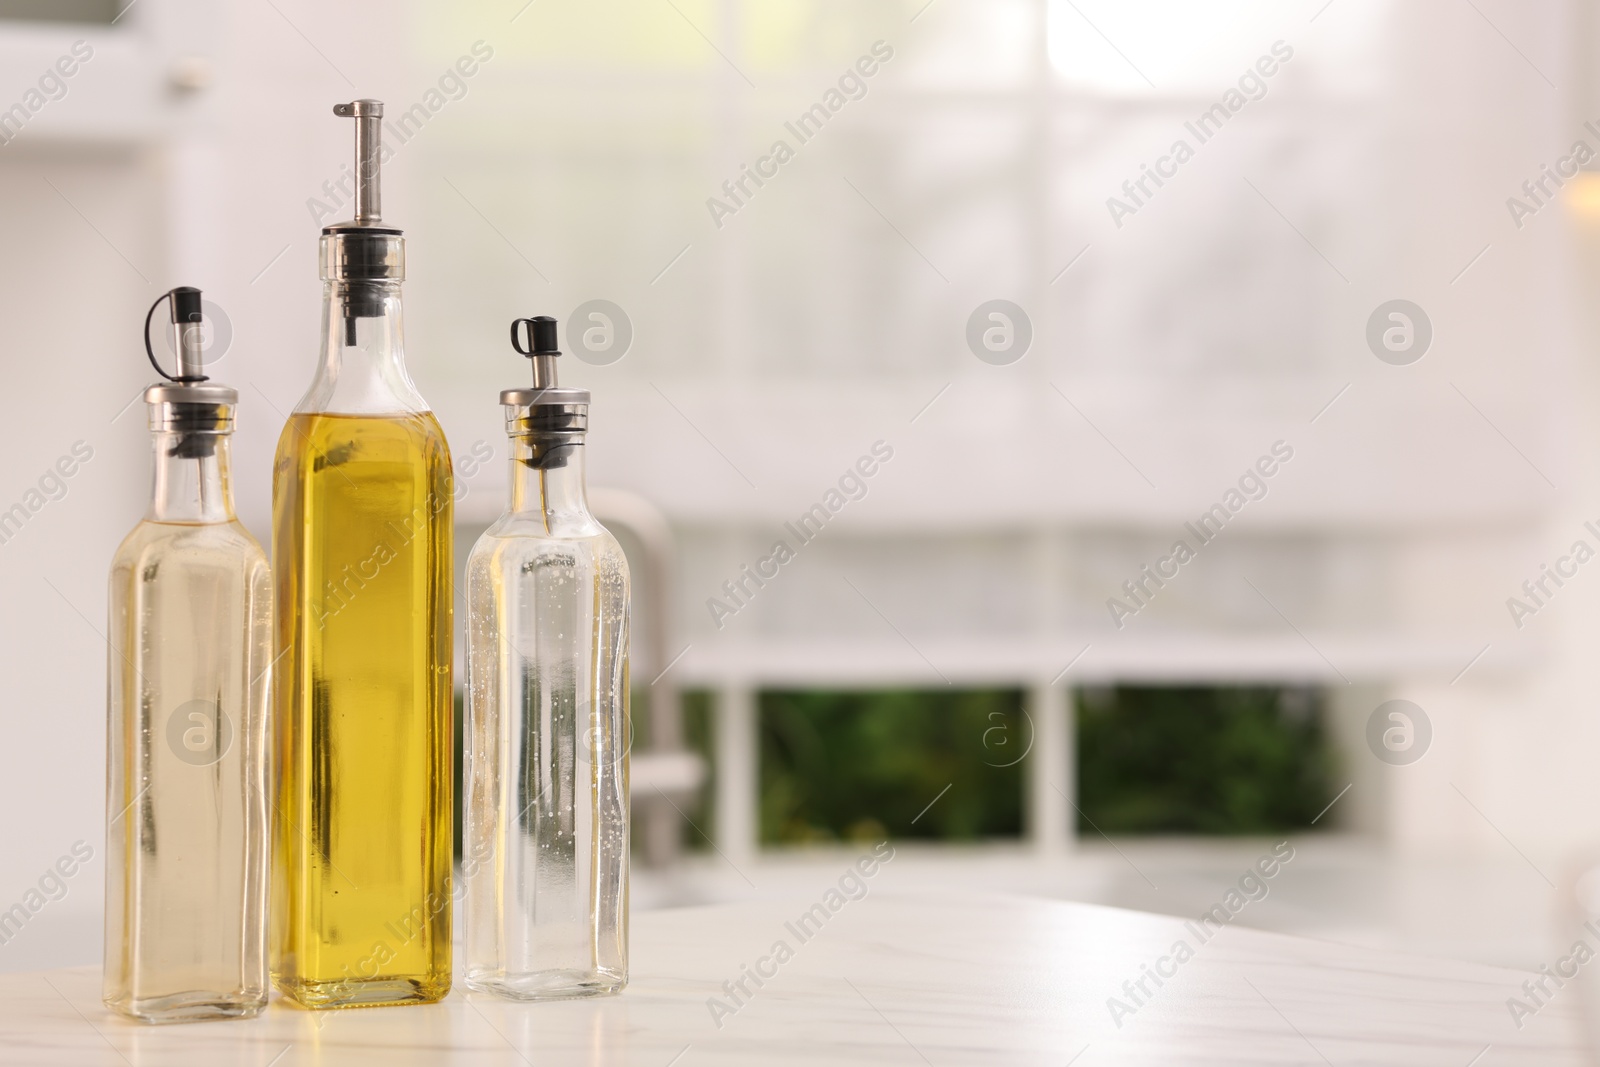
[270,100,453,1009]
[105,287,270,1023]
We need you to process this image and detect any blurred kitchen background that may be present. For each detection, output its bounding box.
[1,0,1596,987]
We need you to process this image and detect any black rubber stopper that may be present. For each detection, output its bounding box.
[170,286,202,325]
[510,315,560,356]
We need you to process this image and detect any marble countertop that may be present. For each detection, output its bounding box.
[1,891,1587,1065]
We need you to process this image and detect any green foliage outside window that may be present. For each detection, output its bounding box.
[758,689,1026,845]
[667,684,1337,851]
[1075,686,1335,835]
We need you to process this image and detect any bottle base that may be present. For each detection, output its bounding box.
[105,991,267,1025]
[464,969,626,1001]
[274,973,451,1010]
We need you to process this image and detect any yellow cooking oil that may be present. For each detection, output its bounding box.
[270,411,453,1008]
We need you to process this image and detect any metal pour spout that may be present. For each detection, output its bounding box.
[172,286,206,380]
[333,99,383,226]
[141,285,238,460]
[502,316,590,471]
[319,99,404,340]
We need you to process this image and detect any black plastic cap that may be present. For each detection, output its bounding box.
[510,315,561,357]
[171,286,202,324]
[531,315,558,354]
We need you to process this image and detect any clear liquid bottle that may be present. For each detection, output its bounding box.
[104,287,271,1023]
[271,100,453,1009]
[464,316,630,999]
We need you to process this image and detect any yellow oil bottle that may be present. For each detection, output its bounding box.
[270,101,453,1009]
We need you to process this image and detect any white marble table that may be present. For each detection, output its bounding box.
[1,892,1587,1065]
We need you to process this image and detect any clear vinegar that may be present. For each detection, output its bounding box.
[464,523,630,995]
[464,359,629,1001]
[271,411,453,1008]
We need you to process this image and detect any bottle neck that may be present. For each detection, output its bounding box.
[149,431,234,523]
[509,436,591,525]
[298,281,428,414]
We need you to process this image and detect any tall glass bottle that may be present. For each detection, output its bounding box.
[464,316,630,999]
[271,100,453,1009]
[105,287,270,1023]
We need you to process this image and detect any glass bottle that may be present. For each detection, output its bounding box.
[271,100,453,1009]
[104,287,270,1023]
[464,316,630,999]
